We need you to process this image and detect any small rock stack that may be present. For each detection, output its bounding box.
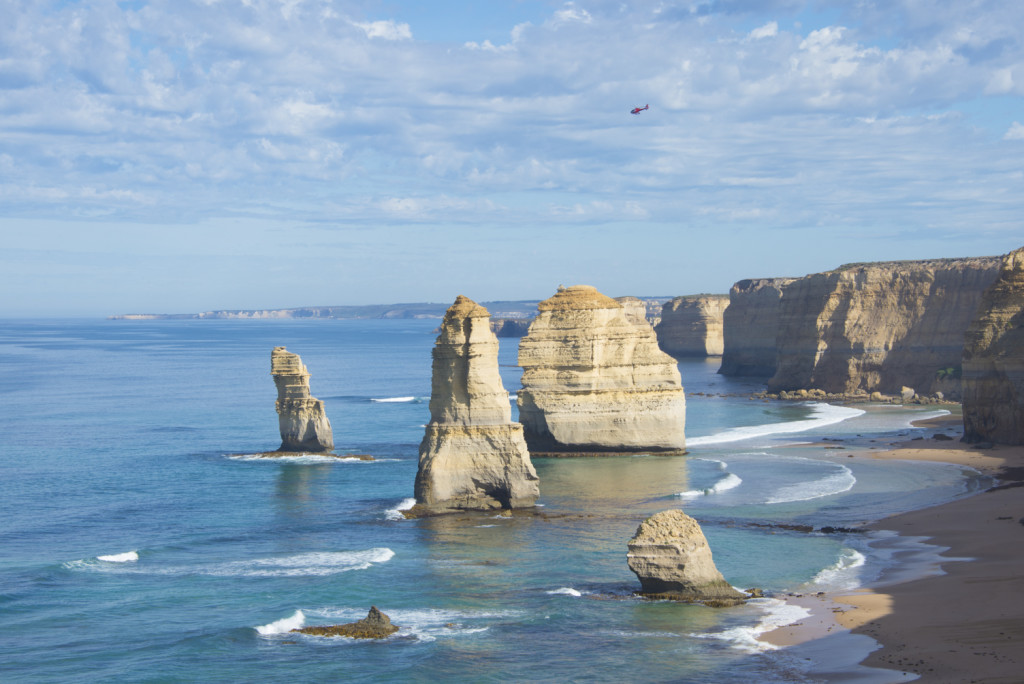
[271,347,333,452]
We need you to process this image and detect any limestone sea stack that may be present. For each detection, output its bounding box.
[517,285,686,454]
[655,294,730,357]
[719,278,794,377]
[412,296,539,514]
[962,246,1024,444]
[271,347,334,452]
[627,509,744,602]
[766,257,1002,397]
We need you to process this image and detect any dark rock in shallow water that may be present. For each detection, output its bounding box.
[293,606,399,639]
[933,433,954,441]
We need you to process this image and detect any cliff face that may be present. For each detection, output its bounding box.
[655,295,730,357]
[962,247,1024,444]
[719,278,794,377]
[627,509,744,601]
[517,285,686,454]
[271,347,334,452]
[413,296,539,514]
[766,257,1002,396]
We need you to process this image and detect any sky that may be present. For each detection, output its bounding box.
[1,0,1023,317]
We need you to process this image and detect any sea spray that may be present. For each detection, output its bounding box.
[385,498,417,520]
[97,551,139,563]
[256,610,305,635]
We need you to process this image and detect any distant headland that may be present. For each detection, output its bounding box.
[107,298,671,321]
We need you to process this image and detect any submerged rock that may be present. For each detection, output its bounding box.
[271,347,333,452]
[412,296,539,515]
[517,285,686,454]
[293,606,399,639]
[963,246,1024,445]
[627,509,744,603]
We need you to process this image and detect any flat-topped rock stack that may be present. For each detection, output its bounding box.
[517,285,686,455]
[655,294,730,357]
[627,509,745,603]
[411,296,539,515]
[271,347,334,452]
[766,257,1002,398]
[719,278,794,377]
[963,246,1024,444]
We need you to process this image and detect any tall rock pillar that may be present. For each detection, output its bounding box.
[271,347,334,452]
[413,296,539,514]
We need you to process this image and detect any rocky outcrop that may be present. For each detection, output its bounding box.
[766,257,1002,397]
[962,247,1024,444]
[627,509,744,602]
[517,285,686,454]
[294,606,399,639]
[271,347,333,452]
[655,295,730,357]
[719,278,794,377]
[615,296,651,326]
[412,296,539,514]
[490,317,532,337]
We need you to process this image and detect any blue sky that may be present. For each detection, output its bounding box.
[2,0,1023,316]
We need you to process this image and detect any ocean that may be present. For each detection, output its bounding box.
[0,319,986,683]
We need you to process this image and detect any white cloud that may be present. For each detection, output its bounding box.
[1004,122,1024,140]
[352,19,412,41]
[749,21,778,40]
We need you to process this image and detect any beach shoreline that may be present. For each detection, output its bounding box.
[762,412,1024,682]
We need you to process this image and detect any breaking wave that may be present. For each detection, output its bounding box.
[687,403,865,447]
[678,473,742,499]
[97,551,139,563]
[371,396,418,403]
[691,597,810,653]
[256,610,305,635]
[764,463,856,504]
[812,548,867,592]
[385,498,417,521]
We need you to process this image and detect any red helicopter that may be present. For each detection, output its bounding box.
[630,104,649,115]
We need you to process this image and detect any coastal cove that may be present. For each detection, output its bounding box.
[0,318,996,682]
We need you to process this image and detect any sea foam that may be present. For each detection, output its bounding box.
[691,598,810,653]
[371,396,417,403]
[812,548,867,591]
[687,403,865,447]
[385,498,417,521]
[97,551,139,563]
[546,587,583,597]
[256,610,305,635]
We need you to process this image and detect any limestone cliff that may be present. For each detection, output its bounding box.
[719,278,794,377]
[627,509,744,602]
[766,257,1002,396]
[517,285,686,454]
[271,347,334,452]
[413,296,539,514]
[655,295,730,357]
[962,247,1024,444]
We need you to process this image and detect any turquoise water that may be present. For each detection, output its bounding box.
[0,319,983,682]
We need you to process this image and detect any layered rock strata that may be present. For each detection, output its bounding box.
[766,257,1002,397]
[719,278,794,377]
[517,285,686,454]
[655,295,730,357]
[412,296,539,514]
[271,347,334,452]
[962,246,1024,444]
[627,509,744,602]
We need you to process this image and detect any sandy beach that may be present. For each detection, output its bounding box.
[765,413,1024,683]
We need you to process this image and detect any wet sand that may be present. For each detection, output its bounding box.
[764,413,1024,682]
